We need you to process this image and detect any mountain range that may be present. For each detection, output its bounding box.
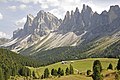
[2,4,120,58]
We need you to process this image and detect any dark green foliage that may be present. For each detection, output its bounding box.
[31,46,86,65]
[53,69,58,76]
[107,63,113,70]
[93,60,102,72]
[0,48,41,80]
[57,67,61,75]
[117,59,120,70]
[51,69,54,76]
[92,60,103,80]
[103,40,120,58]
[32,71,36,79]
[65,67,70,75]
[4,67,10,80]
[0,67,3,80]
[70,64,74,74]
[87,70,91,76]
[60,69,64,76]
[44,68,49,78]
[41,75,44,79]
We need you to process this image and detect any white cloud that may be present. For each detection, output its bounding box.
[0,32,9,38]
[15,17,27,28]
[0,13,3,20]
[8,6,17,10]
[19,4,27,10]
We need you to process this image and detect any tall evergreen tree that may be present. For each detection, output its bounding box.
[92,60,103,80]
[117,59,120,70]
[107,63,113,70]
[44,68,49,78]
[4,67,10,80]
[0,67,4,80]
[65,67,70,75]
[70,64,74,74]
[53,69,58,76]
[60,69,64,76]
[57,67,61,75]
[32,71,36,78]
[51,69,54,76]
[93,60,102,72]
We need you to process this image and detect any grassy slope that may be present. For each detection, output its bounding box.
[29,58,118,78]
[85,36,120,56]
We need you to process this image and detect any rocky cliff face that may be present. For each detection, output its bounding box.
[4,4,120,55]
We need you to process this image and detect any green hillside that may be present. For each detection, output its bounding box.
[31,36,120,65]
[0,48,41,80]
[30,58,118,78]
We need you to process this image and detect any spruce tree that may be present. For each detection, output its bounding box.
[57,67,61,75]
[60,69,64,76]
[65,67,70,75]
[0,67,4,80]
[117,59,120,70]
[107,63,113,70]
[51,69,54,76]
[32,71,36,78]
[4,67,10,80]
[92,60,103,80]
[44,68,49,78]
[93,60,102,72]
[53,69,58,76]
[41,75,44,79]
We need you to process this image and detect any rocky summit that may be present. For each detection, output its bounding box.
[3,4,120,55]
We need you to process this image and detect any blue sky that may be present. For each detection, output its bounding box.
[0,0,120,38]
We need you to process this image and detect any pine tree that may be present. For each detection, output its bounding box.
[92,60,103,80]
[12,67,17,76]
[44,68,49,78]
[41,75,44,79]
[51,69,54,76]
[0,67,4,80]
[117,59,120,70]
[93,60,102,72]
[53,69,58,76]
[32,71,36,78]
[65,67,70,75]
[70,64,74,74]
[107,63,113,70]
[27,68,31,76]
[57,67,61,75]
[60,69,64,76]
[4,67,10,80]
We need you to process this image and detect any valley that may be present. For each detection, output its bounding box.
[0,1,120,80]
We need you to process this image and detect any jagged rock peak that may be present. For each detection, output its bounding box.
[110,5,119,11]
[26,14,34,24]
[27,14,34,20]
[82,4,92,12]
[101,10,108,15]
[65,11,70,17]
[75,7,79,13]
[37,10,46,17]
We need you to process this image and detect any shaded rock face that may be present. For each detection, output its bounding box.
[6,4,120,54]
[13,11,61,39]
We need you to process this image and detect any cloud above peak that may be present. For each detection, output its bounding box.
[0,31,9,38]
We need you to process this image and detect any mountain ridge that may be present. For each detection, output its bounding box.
[3,4,120,56]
